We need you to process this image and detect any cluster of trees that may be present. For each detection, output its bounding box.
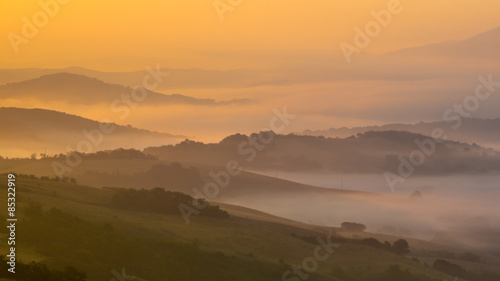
[337,222,410,255]
[331,265,419,281]
[432,259,500,281]
[332,258,500,281]
[0,256,86,281]
[13,148,158,161]
[0,155,31,160]
[0,173,77,183]
[295,233,410,256]
[362,238,410,255]
[417,250,482,263]
[432,259,467,278]
[78,148,157,159]
[110,187,229,219]
[340,222,367,232]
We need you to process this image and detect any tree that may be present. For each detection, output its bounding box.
[362,238,382,248]
[340,222,367,232]
[432,259,467,278]
[392,239,410,255]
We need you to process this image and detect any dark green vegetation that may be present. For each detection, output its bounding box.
[0,173,76,184]
[110,187,229,218]
[18,204,288,281]
[340,222,367,232]
[431,259,500,281]
[0,256,86,281]
[0,175,497,281]
[331,264,420,281]
[295,233,410,256]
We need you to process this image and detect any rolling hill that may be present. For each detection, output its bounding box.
[0,67,279,90]
[0,107,183,157]
[144,131,500,175]
[302,118,500,150]
[2,150,500,268]
[0,73,248,106]
[0,174,485,281]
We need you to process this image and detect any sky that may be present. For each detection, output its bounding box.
[1,0,500,146]
[1,0,500,70]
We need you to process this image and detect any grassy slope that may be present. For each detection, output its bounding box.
[0,158,372,195]
[0,176,458,281]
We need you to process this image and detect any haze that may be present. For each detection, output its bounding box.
[2,1,500,279]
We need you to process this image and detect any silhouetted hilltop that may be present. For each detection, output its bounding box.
[0,73,248,105]
[145,131,500,175]
[0,107,183,157]
[302,118,500,150]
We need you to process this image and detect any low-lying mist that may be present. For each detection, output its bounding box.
[222,172,500,254]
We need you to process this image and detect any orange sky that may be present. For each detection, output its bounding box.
[1,0,499,70]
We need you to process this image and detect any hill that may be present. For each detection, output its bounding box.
[0,174,475,281]
[0,73,247,106]
[144,131,500,175]
[0,107,183,157]
[302,118,500,150]
[0,154,370,201]
[0,67,276,90]
[388,26,500,60]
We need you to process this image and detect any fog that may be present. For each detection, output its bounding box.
[4,74,500,147]
[222,171,500,254]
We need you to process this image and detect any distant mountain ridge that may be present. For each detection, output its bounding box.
[0,73,249,105]
[388,26,500,59]
[1,24,499,90]
[0,67,277,90]
[301,118,500,150]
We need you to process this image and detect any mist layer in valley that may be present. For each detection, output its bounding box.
[229,171,500,256]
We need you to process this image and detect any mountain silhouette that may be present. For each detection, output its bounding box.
[0,73,248,105]
[302,118,500,150]
[388,26,500,59]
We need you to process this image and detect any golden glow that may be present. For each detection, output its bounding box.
[1,0,499,70]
